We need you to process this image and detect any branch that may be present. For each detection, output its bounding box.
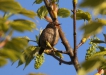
[44,0,56,22]
[50,53,73,65]
[58,27,74,56]
[76,42,83,49]
[43,0,80,71]
[72,0,80,71]
[43,0,74,55]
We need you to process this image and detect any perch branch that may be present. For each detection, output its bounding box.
[44,0,77,69]
[50,53,73,65]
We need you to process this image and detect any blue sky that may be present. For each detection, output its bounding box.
[0,0,104,75]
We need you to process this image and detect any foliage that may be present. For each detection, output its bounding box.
[58,8,71,18]
[71,9,91,21]
[0,0,36,67]
[1,0,106,75]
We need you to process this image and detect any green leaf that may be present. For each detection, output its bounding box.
[103,33,106,42]
[0,18,9,32]
[79,0,105,8]
[37,5,48,19]
[4,37,28,51]
[0,57,7,67]
[78,57,103,75]
[33,0,43,4]
[19,8,37,18]
[87,51,106,60]
[98,46,106,51]
[36,35,39,44]
[58,8,71,18]
[71,9,91,21]
[0,0,22,13]
[10,19,36,32]
[80,21,104,37]
[54,51,63,58]
[34,54,45,69]
[0,49,21,62]
[91,40,105,43]
[17,46,38,69]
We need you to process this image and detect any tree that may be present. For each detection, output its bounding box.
[1,0,106,75]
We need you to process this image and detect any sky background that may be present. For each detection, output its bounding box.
[0,0,105,75]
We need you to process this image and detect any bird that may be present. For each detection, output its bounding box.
[38,22,60,55]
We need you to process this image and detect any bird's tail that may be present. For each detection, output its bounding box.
[39,47,45,55]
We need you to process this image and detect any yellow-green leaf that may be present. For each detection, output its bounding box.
[80,21,104,37]
[0,0,22,13]
[71,9,91,21]
[58,8,71,18]
[0,57,7,67]
[0,18,10,32]
[4,37,28,51]
[19,8,37,19]
[78,57,103,75]
[37,6,48,19]
[54,51,63,58]
[0,49,21,62]
[98,46,106,51]
[91,40,105,43]
[79,0,105,8]
[10,19,36,32]
[33,0,43,4]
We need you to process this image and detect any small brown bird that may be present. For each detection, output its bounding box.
[38,22,60,54]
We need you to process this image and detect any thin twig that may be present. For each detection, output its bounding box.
[50,53,73,65]
[72,0,80,71]
[76,42,83,49]
[28,40,36,42]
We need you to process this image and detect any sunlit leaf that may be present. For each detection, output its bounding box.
[33,0,43,4]
[98,46,106,51]
[58,8,71,18]
[19,8,37,18]
[87,51,106,60]
[0,57,7,67]
[4,37,28,51]
[91,40,105,43]
[0,0,22,13]
[0,49,22,62]
[79,0,106,15]
[10,19,36,32]
[78,57,103,75]
[0,18,10,32]
[37,5,48,19]
[79,0,105,8]
[94,2,106,15]
[71,9,91,21]
[80,21,104,37]
[3,13,13,20]
[17,46,38,69]
[54,50,63,58]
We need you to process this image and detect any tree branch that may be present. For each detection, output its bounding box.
[43,0,56,22]
[43,0,80,72]
[72,0,80,71]
[50,53,73,65]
